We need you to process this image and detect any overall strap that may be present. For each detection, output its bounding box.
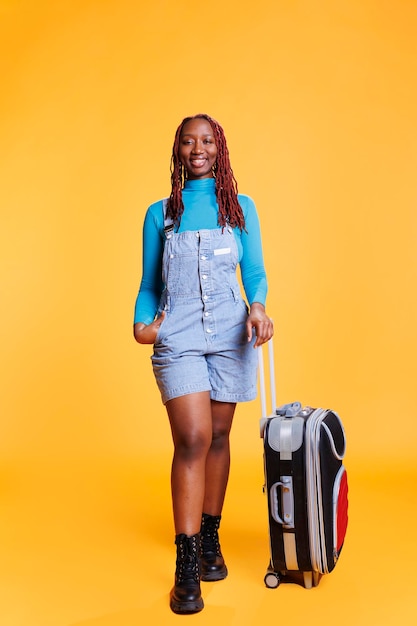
[162,199,174,237]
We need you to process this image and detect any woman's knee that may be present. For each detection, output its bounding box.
[209,427,230,453]
[173,428,211,461]
[210,401,235,450]
[167,392,213,459]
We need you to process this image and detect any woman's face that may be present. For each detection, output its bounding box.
[178,118,218,180]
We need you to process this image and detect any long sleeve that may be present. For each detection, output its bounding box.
[133,202,164,325]
[237,195,268,306]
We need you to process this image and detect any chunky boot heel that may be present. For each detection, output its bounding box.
[170,533,204,614]
[200,513,228,582]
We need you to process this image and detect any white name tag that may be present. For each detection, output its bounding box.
[213,247,231,256]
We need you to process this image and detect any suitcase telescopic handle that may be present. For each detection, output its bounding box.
[270,476,295,529]
[257,337,277,419]
[258,337,302,436]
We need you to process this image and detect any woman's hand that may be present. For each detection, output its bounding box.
[246,302,274,348]
[134,311,166,344]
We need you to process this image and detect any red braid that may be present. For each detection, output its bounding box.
[166,114,246,231]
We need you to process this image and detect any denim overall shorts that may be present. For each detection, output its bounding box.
[151,225,258,405]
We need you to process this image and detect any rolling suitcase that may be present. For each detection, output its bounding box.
[258,339,348,589]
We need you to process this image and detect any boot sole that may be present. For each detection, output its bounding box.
[170,598,204,614]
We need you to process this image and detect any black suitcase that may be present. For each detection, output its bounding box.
[258,340,348,589]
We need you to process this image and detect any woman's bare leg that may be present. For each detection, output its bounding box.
[203,400,236,515]
[166,391,213,536]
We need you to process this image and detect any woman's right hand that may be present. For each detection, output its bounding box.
[134,311,166,344]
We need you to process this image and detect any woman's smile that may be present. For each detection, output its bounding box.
[179,118,218,179]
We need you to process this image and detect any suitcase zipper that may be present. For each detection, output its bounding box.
[306,408,329,574]
[306,409,347,574]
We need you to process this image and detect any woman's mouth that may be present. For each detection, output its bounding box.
[190,158,206,167]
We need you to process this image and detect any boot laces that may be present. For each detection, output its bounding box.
[176,535,200,583]
[201,515,221,556]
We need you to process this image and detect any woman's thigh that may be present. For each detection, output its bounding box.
[166,391,213,454]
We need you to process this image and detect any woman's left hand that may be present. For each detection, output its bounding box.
[246,302,274,348]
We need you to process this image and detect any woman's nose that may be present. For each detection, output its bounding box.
[191,140,203,153]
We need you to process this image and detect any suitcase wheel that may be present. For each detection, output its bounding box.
[264,572,280,589]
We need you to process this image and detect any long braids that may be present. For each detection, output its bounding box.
[166,114,246,231]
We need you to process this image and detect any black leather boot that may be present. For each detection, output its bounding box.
[200,513,228,581]
[170,533,204,614]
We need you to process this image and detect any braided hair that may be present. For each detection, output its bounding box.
[166,114,246,231]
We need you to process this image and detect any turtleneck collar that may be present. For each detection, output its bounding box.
[183,177,216,191]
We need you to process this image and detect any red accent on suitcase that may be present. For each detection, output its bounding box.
[336,469,348,553]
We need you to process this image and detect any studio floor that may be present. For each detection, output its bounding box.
[0,456,415,626]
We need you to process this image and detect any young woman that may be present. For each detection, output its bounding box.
[133,114,273,614]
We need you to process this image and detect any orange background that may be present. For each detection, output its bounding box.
[1,1,416,625]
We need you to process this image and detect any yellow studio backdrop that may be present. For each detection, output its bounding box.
[1,1,416,625]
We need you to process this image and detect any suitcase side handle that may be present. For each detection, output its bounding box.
[269,476,295,529]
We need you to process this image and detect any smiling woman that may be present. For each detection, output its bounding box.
[132,113,273,614]
[178,118,218,179]
[166,113,246,232]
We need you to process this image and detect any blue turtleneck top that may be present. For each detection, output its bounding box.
[134,178,267,325]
